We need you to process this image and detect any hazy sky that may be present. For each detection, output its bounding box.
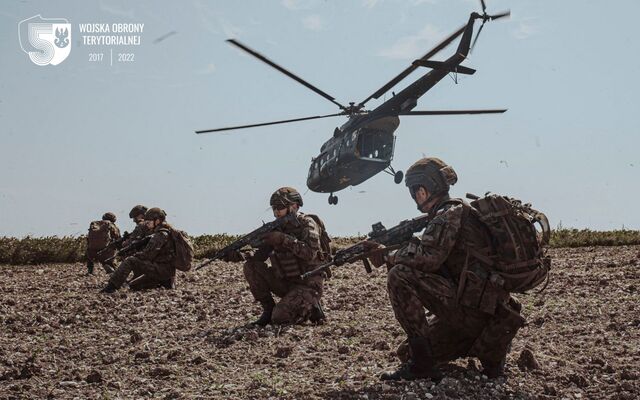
[1,0,638,237]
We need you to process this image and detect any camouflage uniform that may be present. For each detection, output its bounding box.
[122,221,151,248]
[86,221,121,274]
[388,196,524,368]
[244,213,325,324]
[108,222,176,290]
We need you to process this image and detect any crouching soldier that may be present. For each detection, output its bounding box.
[102,208,179,292]
[228,187,330,326]
[86,212,121,275]
[375,158,525,381]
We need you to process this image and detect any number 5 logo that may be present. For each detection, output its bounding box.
[18,15,72,66]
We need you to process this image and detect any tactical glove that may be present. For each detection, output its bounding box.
[362,240,387,268]
[222,250,245,263]
[263,231,286,247]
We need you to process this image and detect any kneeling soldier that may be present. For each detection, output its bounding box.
[232,187,329,326]
[378,158,525,381]
[102,207,177,292]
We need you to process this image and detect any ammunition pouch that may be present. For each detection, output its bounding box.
[457,260,508,315]
[271,251,304,280]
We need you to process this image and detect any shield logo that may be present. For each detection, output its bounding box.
[18,15,72,66]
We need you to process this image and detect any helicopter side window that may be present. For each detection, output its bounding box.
[356,129,393,161]
[320,154,328,168]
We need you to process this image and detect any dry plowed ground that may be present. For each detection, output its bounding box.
[1,246,639,399]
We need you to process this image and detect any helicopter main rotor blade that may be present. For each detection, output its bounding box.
[490,10,511,20]
[401,109,507,115]
[358,24,466,108]
[195,112,345,134]
[227,39,347,110]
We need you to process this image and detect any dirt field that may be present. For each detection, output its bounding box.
[1,246,638,399]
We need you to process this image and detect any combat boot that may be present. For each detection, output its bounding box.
[100,283,117,294]
[309,302,326,324]
[253,298,275,326]
[380,337,442,381]
[86,262,94,275]
[481,356,506,378]
[160,276,176,289]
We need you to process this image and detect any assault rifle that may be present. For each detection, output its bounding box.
[103,235,151,263]
[196,212,300,270]
[97,231,130,257]
[301,214,431,279]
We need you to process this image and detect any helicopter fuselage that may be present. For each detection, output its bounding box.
[306,115,400,193]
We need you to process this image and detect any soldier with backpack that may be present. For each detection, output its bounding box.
[224,187,331,326]
[368,157,549,381]
[101,207,194,293]
[86,212,121,275]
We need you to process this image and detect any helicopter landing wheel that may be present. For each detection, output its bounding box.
[328,194,338,205]
[394,170,404,184]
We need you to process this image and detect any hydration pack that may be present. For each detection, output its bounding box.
[171,229,195,271]
[465,193,551,293]
[87,220,113,250]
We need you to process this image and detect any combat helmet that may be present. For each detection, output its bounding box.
[270,187,303,209]
[129,205,148,219]
[144,207,167,221]
[102,212,117,223]
[405,157,458,198]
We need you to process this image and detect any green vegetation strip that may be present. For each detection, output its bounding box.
[0,228,639,265]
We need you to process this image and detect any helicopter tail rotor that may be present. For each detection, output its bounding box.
[470,1,510,54]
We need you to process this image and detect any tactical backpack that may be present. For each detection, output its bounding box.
[87,220,113,250]
[171,229,195,271]
[306,214,333,262]
[465,193,551,293]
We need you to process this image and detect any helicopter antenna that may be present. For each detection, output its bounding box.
[226,39,347,111]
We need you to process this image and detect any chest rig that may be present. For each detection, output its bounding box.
[270,214,314,280]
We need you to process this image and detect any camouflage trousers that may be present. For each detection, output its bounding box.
[243,260,324,324]
[86,259,116,274]
[387,264,521,363]
[86,248,117,274]
[109,256,175,290]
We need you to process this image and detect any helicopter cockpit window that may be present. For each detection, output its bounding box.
[356,129,394,161]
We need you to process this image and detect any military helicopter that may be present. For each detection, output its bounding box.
[197,1,509,205]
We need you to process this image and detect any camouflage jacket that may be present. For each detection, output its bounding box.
[108,222,121,244]
[250,212,323,279]
[122,222,151,247]
[131,222,176,268]
[86,221,121,260]
[393,197,492,281]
